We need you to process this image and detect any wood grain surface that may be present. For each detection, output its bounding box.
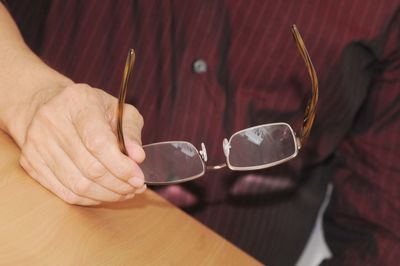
[0,131,261,265]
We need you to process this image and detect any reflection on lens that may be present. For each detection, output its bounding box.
[141,141,205,184]
[228,123,297,169]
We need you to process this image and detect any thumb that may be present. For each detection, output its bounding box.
[121,105,146,163]
[124,126,145,164]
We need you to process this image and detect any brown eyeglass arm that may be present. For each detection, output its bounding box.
[290,25,319,149]
[117,49,136,155]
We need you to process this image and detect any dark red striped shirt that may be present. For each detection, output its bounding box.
[6,1,400,265]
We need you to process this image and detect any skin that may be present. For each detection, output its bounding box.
[0,3,147,206]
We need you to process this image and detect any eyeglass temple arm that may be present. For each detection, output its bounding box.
[290,25,319,149]
[117,49,136,155]
[118,29,316,153]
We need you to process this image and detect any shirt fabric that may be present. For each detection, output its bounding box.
[6,1,400,265]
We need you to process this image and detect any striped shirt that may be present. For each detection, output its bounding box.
[6,1,400,265]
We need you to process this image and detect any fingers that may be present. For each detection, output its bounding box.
[72,102,145,186]
[24,125,133,202]
[20,149,101,206]
[135,184,147,194]
[54,121,137,195]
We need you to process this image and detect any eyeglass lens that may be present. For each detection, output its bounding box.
[141,141,205,184]
[228,124,297,169]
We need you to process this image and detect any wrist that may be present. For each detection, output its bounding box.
[1,72,73,147]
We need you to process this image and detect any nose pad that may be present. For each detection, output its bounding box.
[199,142,208,162]
[296,136,302,150]
[223,138,230,158]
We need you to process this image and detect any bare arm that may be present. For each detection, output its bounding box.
[0,3,72,145]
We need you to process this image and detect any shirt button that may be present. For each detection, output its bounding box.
[192,59,208,74]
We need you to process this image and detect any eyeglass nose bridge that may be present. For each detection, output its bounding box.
[204,138,230,171]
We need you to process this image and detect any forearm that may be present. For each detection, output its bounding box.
[0,3,73,146]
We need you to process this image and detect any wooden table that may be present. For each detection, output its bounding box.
[0,131,261,265]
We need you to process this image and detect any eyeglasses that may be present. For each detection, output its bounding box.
[116,24,318,185]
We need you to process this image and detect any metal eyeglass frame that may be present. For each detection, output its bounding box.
[116,24,318,184]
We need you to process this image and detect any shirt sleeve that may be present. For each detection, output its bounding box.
[322,8,400,266]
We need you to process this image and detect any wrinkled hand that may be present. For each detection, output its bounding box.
[18,84,146,206]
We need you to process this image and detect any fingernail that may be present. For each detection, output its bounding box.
[125,193,135,199]
[136,184,147,194]
[128,177,144,187]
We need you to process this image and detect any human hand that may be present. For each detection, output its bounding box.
[16,84,146,206]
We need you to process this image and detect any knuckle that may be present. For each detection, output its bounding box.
[85,161,107,180]
[19,155,33,173]
[95,87,111,100]
[110,194,125,202]
[115,163,134,179]
[126,105,144,127]
[84,133,107,154]
[136,114,144,128]
[34,105,59,132]
[63,192,80,205]
[19,155,28,168]
[72,180,91,196]
[65,83,90,94]
[36,105,54,122]
[24,130,35,144]
[124,194,136,200]
[60,87,77,101]
[136,184,147,194]
[118,184,135,194]
[62,84,92,103]
[24,128,40,146]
